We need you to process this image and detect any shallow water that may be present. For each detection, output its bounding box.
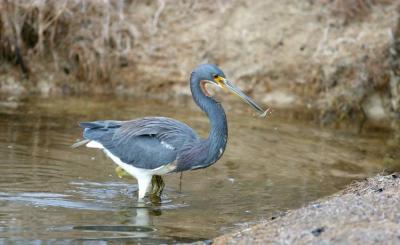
[0,95,398,244]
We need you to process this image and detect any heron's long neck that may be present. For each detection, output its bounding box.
[190,73,228,162]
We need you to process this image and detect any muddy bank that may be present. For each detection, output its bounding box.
[212,173,400,244]
[1,0,400,126]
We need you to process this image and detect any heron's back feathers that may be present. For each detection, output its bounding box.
[77,117,200,170]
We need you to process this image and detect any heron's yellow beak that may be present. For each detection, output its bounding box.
[213,76,228,92]
[215,76,269,117]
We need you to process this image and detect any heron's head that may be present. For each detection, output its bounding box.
[192,64,269,117]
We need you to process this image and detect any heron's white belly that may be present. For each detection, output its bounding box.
[86,140,175,178]
[86,140,103,148]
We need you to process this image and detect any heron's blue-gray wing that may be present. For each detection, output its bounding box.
[80,117,199,170]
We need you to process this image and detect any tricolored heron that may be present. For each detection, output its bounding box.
[73,64,268,201]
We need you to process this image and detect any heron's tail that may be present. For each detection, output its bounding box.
[71,139,90,148]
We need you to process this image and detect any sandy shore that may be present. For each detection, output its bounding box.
[213,173,400,244]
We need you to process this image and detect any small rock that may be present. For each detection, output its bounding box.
[203,239,213,245]
[311,227,325,237]
[312,203,321,208]
[392,174,399,179]
[270,211,285,220]
[376,188,384,193]
[361,93,387,121]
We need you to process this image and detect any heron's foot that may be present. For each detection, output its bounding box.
[115,166,131,179]
[150,194,162,204]
[150,175,165,198]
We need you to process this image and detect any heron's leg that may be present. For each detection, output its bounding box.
[179,172,183,193]
[151,175,165,197]
[137,175,152,201]
[149,175,164,203]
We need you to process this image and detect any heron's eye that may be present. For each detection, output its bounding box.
[213,74,219,79]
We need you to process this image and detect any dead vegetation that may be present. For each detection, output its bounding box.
[325,0,395,24]
[0,0,399,128]
[0,0,137,84]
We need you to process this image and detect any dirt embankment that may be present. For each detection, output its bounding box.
[1,0,400,126]
[213,173,400,245]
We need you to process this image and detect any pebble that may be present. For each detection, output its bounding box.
[311,227,325,237]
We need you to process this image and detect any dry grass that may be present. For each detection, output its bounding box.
[0,0,137,83]
[324,0,395,24]
[316,43,393,126]
[0,0,398,128]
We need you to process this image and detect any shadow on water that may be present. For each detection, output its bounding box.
[0,95,399,243]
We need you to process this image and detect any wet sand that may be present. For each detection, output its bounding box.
[213,173,400,244]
